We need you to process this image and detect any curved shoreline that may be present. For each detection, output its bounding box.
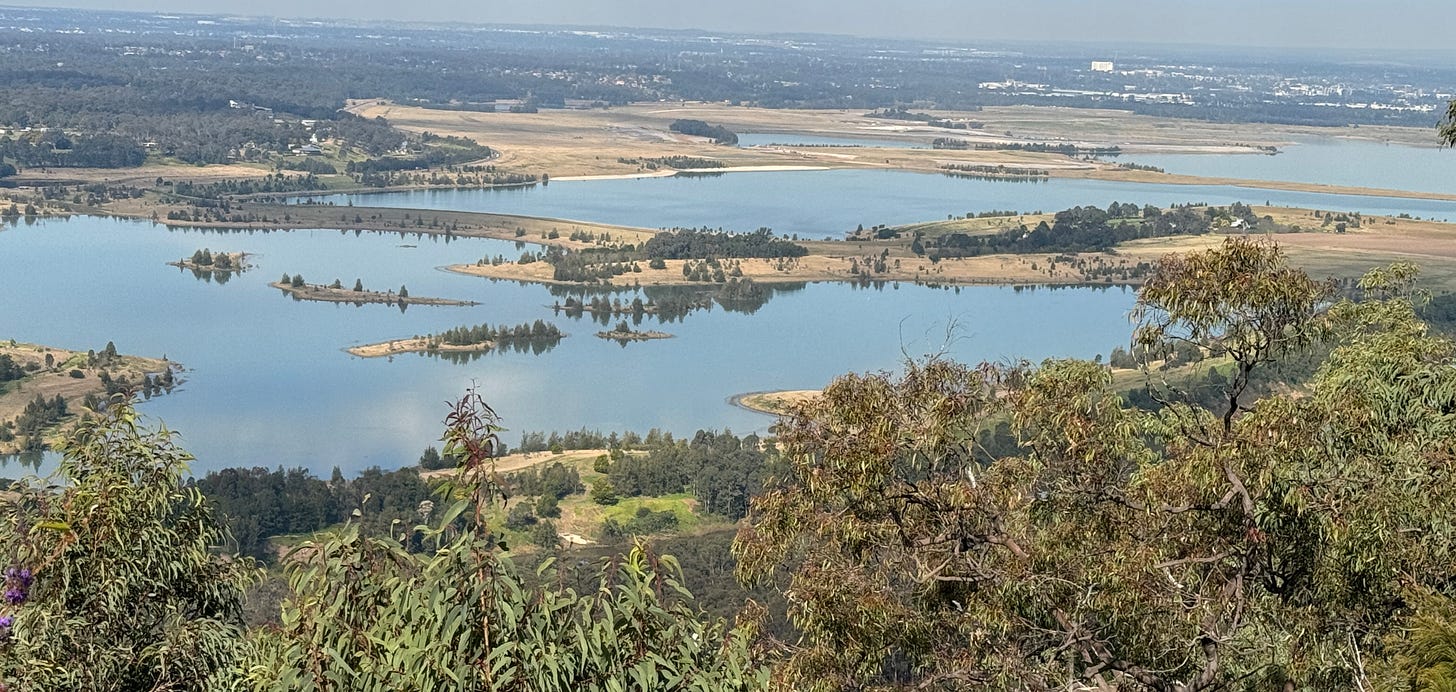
[729,389,821,416]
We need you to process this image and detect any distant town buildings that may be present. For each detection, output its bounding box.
[1090,61,1115,73]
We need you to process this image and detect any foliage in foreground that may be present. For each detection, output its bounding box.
[226,393,767,691]
[735,239,1456,690]
[0,393,768,691]
[0,401,259,691]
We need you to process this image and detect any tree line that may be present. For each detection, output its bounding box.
[429,320,563,347]
[668,119,738,145]
[643,227,808,260]
[923,202,1216,258]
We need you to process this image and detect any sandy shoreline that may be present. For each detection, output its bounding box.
[730,389,822,416]
[346,337,496,358]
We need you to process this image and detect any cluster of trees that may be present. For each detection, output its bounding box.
[603,430,769,521]
[600,507,680,540]
[0,132,146,168]
[342,134,493,173]
[2,394,67,449]
[97,368,174,401]
[941,163,1049,180]
[973,141,1123,155]
[681,257,740,283]
[668,119,738,145]
[558,294,659,320]
[924,202,1215,258]
[618,155,726,170]
[514,427,638,454]
[193,465,435,559]
[169,173,325,200]
[505,460,583,501]
[185,248,240,271]
[0,354,24,382]
[643,227,808,260]
[429,320,563,347]
[550,254,642,283]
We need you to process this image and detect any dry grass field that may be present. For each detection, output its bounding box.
[0,341,174,455]
[342,101,1454,202]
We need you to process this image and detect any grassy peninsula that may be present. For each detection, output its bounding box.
[0,340,178,454]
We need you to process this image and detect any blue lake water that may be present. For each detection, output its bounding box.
[1112,138,1456,196]
[8,154,1456,477]
[0,216,1139,476]
[314,169,1456,239]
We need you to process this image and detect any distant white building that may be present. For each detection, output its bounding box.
[1090,61,1115,73]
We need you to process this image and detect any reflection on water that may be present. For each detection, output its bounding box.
[544,282,809,325]
[0,216,1141,475]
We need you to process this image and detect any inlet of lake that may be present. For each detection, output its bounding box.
[314,167,1456,238]
[5,157,1455,476]
[1110,137,1456,196]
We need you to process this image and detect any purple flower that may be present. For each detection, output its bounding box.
[2,567,31,605]
[0,616,11,629]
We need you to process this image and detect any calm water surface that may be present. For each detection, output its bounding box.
[1112,138,1456,196]
[10,153,1455,476]
[316,169,1456,238]
[0,216,1138,476]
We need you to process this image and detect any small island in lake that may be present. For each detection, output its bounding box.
[348,321,565,358]
[271,274,478,307]
[0,340,181,454]
[596,321,673,343]
[168,248,251,275]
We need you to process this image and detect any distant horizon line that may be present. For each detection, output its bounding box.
[1,3,1455,59]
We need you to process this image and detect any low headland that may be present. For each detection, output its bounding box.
[0,340,179,455]
[731,389,822,416]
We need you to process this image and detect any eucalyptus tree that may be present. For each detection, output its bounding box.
[227,390,770,691]
[735,239,1456,690]
[0,399,260,691]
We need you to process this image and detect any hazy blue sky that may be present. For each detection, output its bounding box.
[5,0,1451,51]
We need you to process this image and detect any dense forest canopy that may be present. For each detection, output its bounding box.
[642,228,809,260]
